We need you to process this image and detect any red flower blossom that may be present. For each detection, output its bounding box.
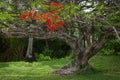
[20,11,27,21]
[54,21,64,29]
[58,4,63,9]
[28,9,35,18]
[20,9,35,21]
[48,1,63,14]
[46,20,54,32]
[41,12,52,20]
[32,14,37,20]
[53,15,59,19]
[49,1,58,8]
[46,19,64,32]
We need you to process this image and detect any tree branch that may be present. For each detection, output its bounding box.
[0,20,10,27]
[112,26,120,39]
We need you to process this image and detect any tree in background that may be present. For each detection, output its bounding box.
[0,0,120,74]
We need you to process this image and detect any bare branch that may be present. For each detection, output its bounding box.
[112,26,120,39]
[0,20,10,27]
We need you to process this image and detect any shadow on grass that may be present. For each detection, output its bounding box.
[39,58,70,69]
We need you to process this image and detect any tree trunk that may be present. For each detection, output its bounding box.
[51,49,92,75]
[51,39,107,75]
[24,37,34,62]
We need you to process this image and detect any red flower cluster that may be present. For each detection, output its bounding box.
[49,1,63,9]
[46,18,64,32]
[45,2,64,32]
[48,1,63,14]
[20,1,64,32]
[20,9,35,21]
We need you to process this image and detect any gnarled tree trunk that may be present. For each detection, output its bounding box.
[51,38,107,74]
[51,51,91,74]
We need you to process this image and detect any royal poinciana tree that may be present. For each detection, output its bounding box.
[0,0,120,74]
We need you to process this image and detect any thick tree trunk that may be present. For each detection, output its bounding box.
[24,37,34,62]
[51,39,107,75]
[51,50,92,75]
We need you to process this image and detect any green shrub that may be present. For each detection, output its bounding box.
[0,34,9,53]
[100,49,115,55]
[9,38,27,61]
[0,38,28,62]
[112,39,120,54]
[42,48,53,57]
[48,39,70,58]
[100,39,120,55]
[33,39,70,59]
[35,53,51,61]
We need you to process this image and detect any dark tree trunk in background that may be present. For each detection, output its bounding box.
[25,37,34,62]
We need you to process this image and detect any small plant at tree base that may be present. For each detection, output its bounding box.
[35,53,51,61]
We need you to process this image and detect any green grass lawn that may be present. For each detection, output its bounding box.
[0,54,120,80]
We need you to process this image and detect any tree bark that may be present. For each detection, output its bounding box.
[51,49,92,75]
[24,37,34,62]
[51,39,107,75]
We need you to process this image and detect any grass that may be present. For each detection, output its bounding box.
[0,54,120,80]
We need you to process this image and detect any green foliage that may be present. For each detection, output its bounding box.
[30,0,47,10]
[0,12,15,20]
[0,34,9,53]
[33,39,70,59]
[0,34,9,61]
[59,3,80,20]
[0,2,8,8]
[112,39,120,53]
[10,38,27,61]
[0,38,28,61]
[100,39,120,55]
[42,48,53,57]
[35,53,51,61]
[48,39,70,58]
[106,3,120,27]
[0,37,70,61]
[0,2,15,20]
[100,49,115,55]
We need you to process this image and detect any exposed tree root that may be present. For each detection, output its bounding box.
[50,60,92,75]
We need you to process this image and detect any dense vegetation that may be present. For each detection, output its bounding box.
[0,37,70,61]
